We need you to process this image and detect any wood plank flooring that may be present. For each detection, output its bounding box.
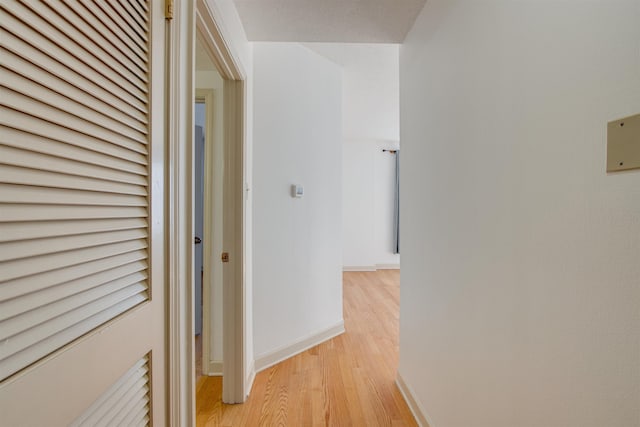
[195,270,417,426]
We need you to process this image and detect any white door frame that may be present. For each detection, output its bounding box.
[194,0,248,405]
[195,88,221,377]
[167,0,248,424]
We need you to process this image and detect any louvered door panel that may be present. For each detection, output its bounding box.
[71,355,151,427]
[0,0,152,381]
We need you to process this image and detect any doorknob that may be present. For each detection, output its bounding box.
[194,236,202,244]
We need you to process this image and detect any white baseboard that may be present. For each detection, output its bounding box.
[245,360,256,398]
[343,266,376,272]
[396,372,434,427]
[207,360,223,376]
[254,321,345,373]
[343,264,400,272]
[376,263,400,270]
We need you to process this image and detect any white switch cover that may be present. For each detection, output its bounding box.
[291,184,304,198]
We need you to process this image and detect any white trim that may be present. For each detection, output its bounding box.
[245,360,256,398]
[166,0,195,425]
[375,264,400,270]
[195,0,245,80]
[168,0,249,421]
[254,322,345,373]
[221,78,247,403]
[342,264,400,272]
[194,0,248,405]
[395,373,434,427]
[343,266,377,272]
[207,361,224,377]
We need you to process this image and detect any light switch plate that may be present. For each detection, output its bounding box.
[607,113,640,172]
[291,184,304,198]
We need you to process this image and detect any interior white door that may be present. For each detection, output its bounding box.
[0,1,167,425]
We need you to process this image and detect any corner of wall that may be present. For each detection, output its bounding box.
[395,372,435,427]
[245,359,256,398]
[253,321,345,373]
[252,42,343,365]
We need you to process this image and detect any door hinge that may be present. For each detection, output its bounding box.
[165,0,174,20]
[221,252,229,263]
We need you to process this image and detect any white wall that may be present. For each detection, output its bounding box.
[342,142,375,268]
[373,142,400,266]
[306,44,401,269]
[399,1,640,427]
[243,48,255,385]
[306,44,399,142]
[252,43,343,362]
[342,140,400,269]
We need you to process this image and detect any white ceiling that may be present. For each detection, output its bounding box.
[232,0,427,43]
[303,43,397,68]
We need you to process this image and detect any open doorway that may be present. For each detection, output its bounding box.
[184,0,248,408]
[194,99,205,377]
[165,0,249,422]
[300,44,401,271]
[193,36,225,381]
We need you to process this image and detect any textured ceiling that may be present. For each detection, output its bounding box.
[233,0,427,43]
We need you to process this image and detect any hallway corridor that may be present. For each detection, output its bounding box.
[195,270,417,426]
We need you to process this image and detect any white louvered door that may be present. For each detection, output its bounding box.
[0,1,167,425]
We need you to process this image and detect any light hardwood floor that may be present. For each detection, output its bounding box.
[195,270,417,426]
